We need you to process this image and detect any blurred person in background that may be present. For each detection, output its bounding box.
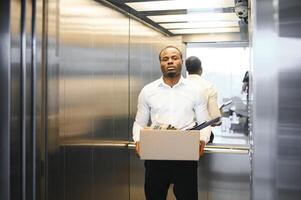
[241,70,249,99]
[185,56,221,143]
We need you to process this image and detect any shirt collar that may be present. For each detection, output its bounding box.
[158,75,188,88]
[188,74,201,79]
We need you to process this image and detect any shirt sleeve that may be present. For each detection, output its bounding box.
[194,92,211,144]
[132,89,150,142]
[207,86,221,120]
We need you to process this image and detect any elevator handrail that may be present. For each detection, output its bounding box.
[60,139,249,154]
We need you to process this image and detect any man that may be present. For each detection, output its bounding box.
[241,71,249,99]
[185,56,221,142]
[132,46,211,200]
[241,71,249,134]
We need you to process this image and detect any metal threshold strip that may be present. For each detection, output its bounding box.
[60,139,249,154]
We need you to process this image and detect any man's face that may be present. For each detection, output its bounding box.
[160,47,182,78]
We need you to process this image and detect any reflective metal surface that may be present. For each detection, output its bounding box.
[1,0,42,200]
[10,0,22,199]
[47,0,61,199]
[182,32,249,43]
[59,0,129,141]
[0,0,11,199]
[198,153,250,200]
[251,0,301,199]
[35,0,45,199]
[56,0,131,199]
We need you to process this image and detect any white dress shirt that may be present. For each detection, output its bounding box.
[187,74,221,120]
[132,76,211,143]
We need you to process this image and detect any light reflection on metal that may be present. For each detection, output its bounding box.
[160,21,239,29]
[148,13,238,23]
[170,27,240,34]
[126,0,235,11]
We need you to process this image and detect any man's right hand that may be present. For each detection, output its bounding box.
[135,142,140,156]
[199,140,205,157]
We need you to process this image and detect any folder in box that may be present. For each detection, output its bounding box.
[139,130,200,161]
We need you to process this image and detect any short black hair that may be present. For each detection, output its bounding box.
[185,56,202,74]
[159,46,183,61]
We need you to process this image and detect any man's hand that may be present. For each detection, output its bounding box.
[199,140,206,157]
[135,142,140,156]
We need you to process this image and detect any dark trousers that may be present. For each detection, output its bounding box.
[144,160,198,200]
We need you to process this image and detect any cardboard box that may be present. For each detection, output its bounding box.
[139,129,200,160]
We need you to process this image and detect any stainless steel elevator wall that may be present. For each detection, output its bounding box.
[11,0,38,199]
[10,1,22,199]
[1,0,46,200]
[0,0,11,199]
[48,0,182,200]
[251,0,301,199]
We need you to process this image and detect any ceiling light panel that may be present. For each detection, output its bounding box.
[126,0,235,11]
[169,27,240,34]
[160,21,239,29]
[148,13,238,23]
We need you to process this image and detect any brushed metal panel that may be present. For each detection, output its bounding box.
[251,0,279,199]
[278,0,301,38]
[93,147,130,199]
[10,1,22,200]
[198,153,250,200]
[91,3,129,140]
[6,1,39,199]
[59,0,94,140]
[251,0,301,199]
[59,15,93,139]
[47,0,62,200]
[35,0,46,199]
[65,147,93,200]
[276,49,301,195]
[58,0,129,141]
[129,151,145,200]
[23,1,35,199]
[58,1,131,200]
[0,0,11,199]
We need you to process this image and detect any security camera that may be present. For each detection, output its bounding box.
[235,0,248,19]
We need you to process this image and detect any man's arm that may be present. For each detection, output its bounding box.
[194,93,211,154]
[132,89,150,154]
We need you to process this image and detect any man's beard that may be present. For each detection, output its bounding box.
[166,71,177,77]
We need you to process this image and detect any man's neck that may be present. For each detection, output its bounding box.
[163,75,181,87]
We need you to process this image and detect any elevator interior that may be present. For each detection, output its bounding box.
[1,0,301,200]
